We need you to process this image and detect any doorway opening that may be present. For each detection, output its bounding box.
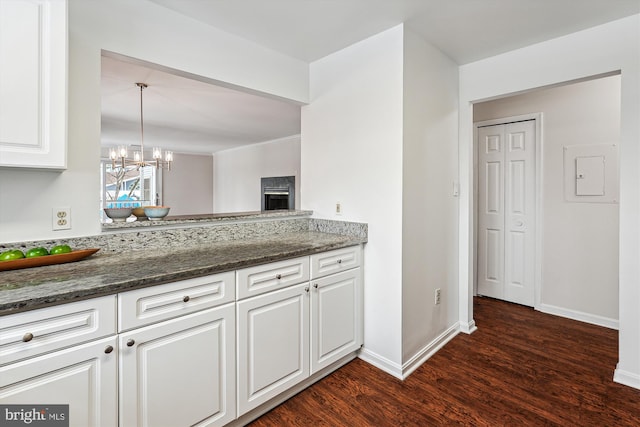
[471,73,621,329]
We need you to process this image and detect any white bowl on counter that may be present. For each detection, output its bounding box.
[143,206,170,220]
[104,207,133,222]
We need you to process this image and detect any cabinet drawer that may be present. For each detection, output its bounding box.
[0,296,116,366]
[118,271,235,331]
[310,245,361,279]
[236,257,309,300]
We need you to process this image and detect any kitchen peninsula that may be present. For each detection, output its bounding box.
[0,213,366,426]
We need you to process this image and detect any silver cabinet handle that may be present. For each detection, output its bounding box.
[304,286,309,293]
[104,345,114,354]
[276,274,282,280]
[337,259,342,264]
[22,332,34,342]
[127,339,135,347]
[314,283,318,289]
[183,295,190,303]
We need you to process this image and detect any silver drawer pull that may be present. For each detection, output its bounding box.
[22,332,34,342]
[337,259,342,264]
[314,283,319,289]
[183,295,190,303]
[304,286,309,293]
[104,345,114,354]
[276,274,282,280]
[127,339,135,347]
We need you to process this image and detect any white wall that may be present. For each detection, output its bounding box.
[302,26,405,372]
[474,75,621,325]
[459,15,640,388]
[0,0,308,243]
[213,136,301,213]
[163,153,214,215]
[401,29,460,368]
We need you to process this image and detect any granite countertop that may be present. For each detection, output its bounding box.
[0,231,365,316]
[101,210,313,230]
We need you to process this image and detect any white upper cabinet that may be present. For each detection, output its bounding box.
[0,0,67,169]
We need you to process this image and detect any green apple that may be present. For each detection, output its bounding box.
[25,247,49,258]
[50,244,72,255]
[0,249,25,261]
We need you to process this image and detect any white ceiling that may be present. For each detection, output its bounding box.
[102,0,639,155]
[149,0,640,64]
[101,55,302,154]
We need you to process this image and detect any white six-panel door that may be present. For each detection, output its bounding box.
[477,120,536,306]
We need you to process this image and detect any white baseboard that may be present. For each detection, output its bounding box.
[359,322,461,380]
[537,303,618,330]
[459,319,478,334]
[401,323,460,379]
[358,348,403,380]
[614,365,640,390]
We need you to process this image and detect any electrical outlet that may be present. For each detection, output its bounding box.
[53,207,71,231]
[335,202,342,215]
[435,288,441,305]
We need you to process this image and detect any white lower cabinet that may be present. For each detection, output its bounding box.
[237,282,310,415]
[310,268,362,374]
[236,245,363,418]
[0,336,118,427]
[0,245,363,426]
[0,296,118,426]
[119,303,236,427]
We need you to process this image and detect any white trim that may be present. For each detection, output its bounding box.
[401,323,460,379]
[472,113,543,309]
[537,303,619,330]
[357,348,403,380]
[614,365,640,390]
[459,319,478,335]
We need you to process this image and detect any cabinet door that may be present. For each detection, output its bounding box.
[311,268,362,374]
[119,304,235,427]
[0,0,67,169]
[237,283,309,415]
[0,336,118,427]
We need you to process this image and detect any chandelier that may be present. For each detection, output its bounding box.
[109,83,173,170]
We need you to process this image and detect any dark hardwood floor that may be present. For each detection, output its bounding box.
[249,296,640,426]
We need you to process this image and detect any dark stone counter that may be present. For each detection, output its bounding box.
[0,231,365,316]
[101,209,313,230]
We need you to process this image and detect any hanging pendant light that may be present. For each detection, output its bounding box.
[109,82,173,170]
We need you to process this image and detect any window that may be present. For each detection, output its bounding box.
[100,161,161,221]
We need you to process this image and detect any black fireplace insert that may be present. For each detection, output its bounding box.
[261,176,295,211]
